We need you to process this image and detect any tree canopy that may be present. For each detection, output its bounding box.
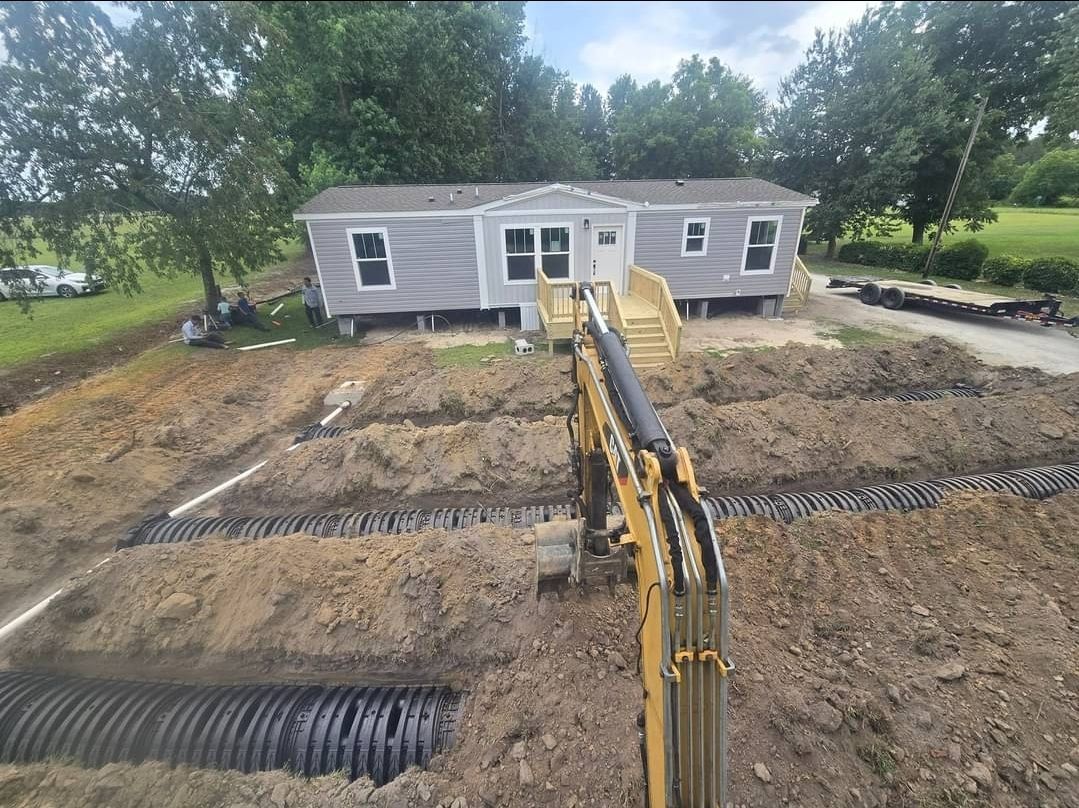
[0,0,295,309]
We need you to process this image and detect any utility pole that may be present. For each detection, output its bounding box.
[922,94,989,278]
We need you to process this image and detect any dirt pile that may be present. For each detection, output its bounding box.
[667,382,1079,495]
[719,491,1079,807]
[221,416,570,512]
[645,336,1050,408]
[10,527,538,686]
[0,341,411,616]
[344,338,1052,428]
[0,762,380,808]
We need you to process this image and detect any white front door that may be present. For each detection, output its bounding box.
[591,225,625,289]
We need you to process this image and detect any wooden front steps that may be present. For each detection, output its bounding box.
[621,317,672,369]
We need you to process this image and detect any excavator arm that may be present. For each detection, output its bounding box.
[535,283,733,807]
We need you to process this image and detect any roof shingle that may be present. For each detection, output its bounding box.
[295,178,815,215]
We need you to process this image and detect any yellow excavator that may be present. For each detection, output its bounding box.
[535,283,732,808]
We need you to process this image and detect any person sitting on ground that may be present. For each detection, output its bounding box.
[234,292,269,331]
[301,276,323,328]
[216,295,232,327]
[181,315,227,349]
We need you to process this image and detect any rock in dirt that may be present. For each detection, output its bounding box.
[753,763,773,784]
[933,662,967,681]
[806,700,843,733]
[154,592,198,621]
[967,762,993,788]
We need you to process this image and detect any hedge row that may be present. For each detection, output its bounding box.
[838,240,1079,292]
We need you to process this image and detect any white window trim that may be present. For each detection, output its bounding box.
[500,222,573,285]
[740,215,783,275]
[345,226,397,290]
[681,217,710,257]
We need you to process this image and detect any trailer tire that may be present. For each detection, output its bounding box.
[859,283,883,305]
[944,283,961,289]
[920,279,937,286]
[881,286,906,310]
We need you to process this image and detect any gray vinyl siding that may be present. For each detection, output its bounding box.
[494,190,624,211]
[633,207,803,299]
[482,211,628,307]
[308,216,479,315]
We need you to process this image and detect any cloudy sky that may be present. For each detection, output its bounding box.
[525,1,875,97]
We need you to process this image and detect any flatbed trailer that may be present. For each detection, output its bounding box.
[827,276,1078,328]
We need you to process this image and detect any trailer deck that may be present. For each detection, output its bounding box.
[827,275,1077,327]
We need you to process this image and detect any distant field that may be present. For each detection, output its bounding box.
[0,240,304,369]
[862,207,1079,261]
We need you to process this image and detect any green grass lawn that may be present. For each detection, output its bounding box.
[854,206,1079,261]
[0,241,305,368]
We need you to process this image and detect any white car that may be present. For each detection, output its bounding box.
[0,265,106,299]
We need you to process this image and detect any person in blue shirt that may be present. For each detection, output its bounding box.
[234,292,269,331]
[301,277,323,327]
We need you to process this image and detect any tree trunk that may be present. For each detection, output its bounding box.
[197,246,218,313]
[911,221,926,245]
[826,237,837,259]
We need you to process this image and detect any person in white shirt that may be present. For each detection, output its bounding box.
[301,277,323,327]
[181,315,226,349]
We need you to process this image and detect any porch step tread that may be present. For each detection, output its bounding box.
[626,339,671,350]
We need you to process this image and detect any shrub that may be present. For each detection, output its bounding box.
[933,239,988,280]
[837,241,930,272]
[981,255,1030,286]
[1022,257,1079,294]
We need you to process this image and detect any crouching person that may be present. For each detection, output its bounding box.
[181,314,227,349]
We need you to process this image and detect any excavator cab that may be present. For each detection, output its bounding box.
[535,283,733,808]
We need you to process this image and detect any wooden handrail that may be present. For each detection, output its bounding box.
[628,265,682,357]
[784,257,812,313]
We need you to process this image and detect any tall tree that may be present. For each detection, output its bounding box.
[1046,4,1079,142]
[609,57,764,179]
[0,1,295,310]
[578,84,611,178]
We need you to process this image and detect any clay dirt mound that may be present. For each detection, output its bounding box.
[666,384,1079,495]
[221,415,571,512]
[233,381,1078,514]
[10,527,539,686]
[643,335,1051,408]
[0,762,381,808]
[343,337,1052,428]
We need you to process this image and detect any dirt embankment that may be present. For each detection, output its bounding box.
[344,338,1051,428]
[233,379,1078,513]
[220,416,571,512]
[0,342,412,618]
[5,491,1076,808]
[9,527,538,687]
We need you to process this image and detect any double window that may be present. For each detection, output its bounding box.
[503,225,572,283]
[346,227,396,289]
[742,216,781,274]
[681,218,710,256]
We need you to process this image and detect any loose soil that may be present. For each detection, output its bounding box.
[345,337,1050,428]
[4,492,1077,807]
[232,378,1079,512]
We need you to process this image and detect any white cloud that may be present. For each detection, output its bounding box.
[578,1,875,97]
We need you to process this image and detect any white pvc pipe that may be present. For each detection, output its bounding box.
[285,401,350,452]
[270,303,284,316]
[0,558,111,643]
[167,460,268,517]
[236,338,296,352]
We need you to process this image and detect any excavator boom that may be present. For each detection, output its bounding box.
[535,283,732,807]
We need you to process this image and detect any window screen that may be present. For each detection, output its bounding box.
[744,219,779,272]
[351,231,392,287]
[505,228,536,281]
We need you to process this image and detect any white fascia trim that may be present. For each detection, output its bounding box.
[345,226,397,291]
[740,215,783,276]
[473,215,489,309]
[293,198,818,221]
[486,207,634,218]
[500,221,573,286]
[625,211,637,271]
[485,183,635,211]
[681,217,711,258]
[305,221,333,317]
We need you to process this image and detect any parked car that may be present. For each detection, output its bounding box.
[0,265,106,299]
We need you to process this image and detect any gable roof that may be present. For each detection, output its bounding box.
[295,178,816,216]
